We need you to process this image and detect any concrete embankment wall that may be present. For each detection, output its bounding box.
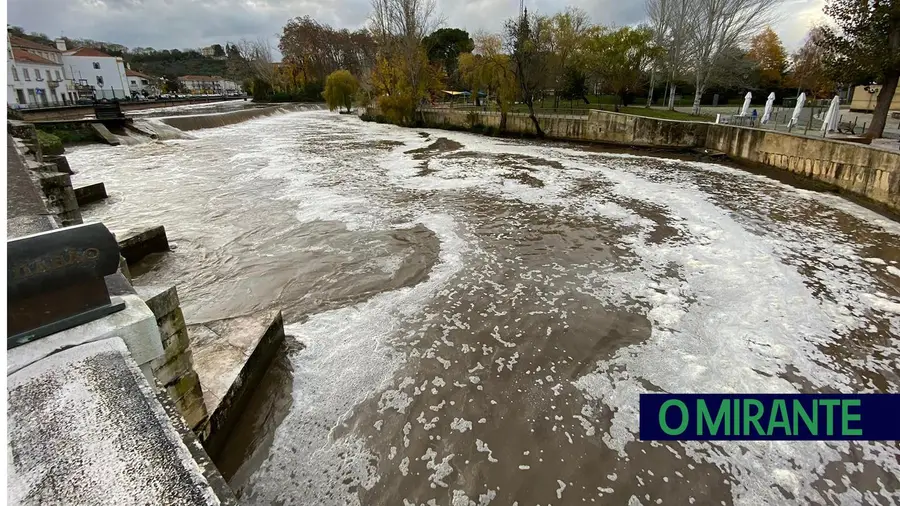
[704,124,900,211]
[412,108,900,212]
[160,104,318,131]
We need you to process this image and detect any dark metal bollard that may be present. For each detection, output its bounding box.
[7,222,126,349]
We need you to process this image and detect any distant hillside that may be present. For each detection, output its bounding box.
[7,25,229,79]
[127,51,228,78]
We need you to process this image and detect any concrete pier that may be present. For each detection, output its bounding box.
[116,225,171,265]
[74,182,108,206]
[188,311,286,460]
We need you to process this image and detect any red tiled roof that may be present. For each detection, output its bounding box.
[8,35,60,52]
[126,69,156,79]
[12,48,59,66]
[65,47,112,58]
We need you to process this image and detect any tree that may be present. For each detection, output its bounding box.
[544,8,592,108]
[423,28,474,88]
[211,44,226,57]
[708,45,759,89]
[162,75,182,94]
[458,34,518,130]
[788,27,836,99]
[559,66,589,103]
[648,0,697,110]
[323,70,360,112]
[280,16,376,84]
[586,26,659,106]
[688,0,780,115]
[228,38,276,99]
[821,0,900,138]
[747,27,787,89]
[369,0,444,122]
[504,9,552,136]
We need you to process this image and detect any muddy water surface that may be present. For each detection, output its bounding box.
[68,110,900,505]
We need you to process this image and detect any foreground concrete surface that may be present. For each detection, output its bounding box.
[7,338,234,505]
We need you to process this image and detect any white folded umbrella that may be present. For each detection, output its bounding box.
[761,92,775,124]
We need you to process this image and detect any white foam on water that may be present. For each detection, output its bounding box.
[66,110,899,504]
[242,210,469,503]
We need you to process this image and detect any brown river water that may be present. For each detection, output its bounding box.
[68,108,900,505]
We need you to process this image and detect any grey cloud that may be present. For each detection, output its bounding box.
[9,0,818,54]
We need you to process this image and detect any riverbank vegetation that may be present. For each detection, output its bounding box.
[15,0,891,138]
[240,0,891,137]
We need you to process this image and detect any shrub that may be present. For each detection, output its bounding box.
[323,70,360,112]
[36,130,64,155]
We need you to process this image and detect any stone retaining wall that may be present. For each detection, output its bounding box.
[137,285,209,433]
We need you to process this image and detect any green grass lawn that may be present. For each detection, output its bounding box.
[451,100,715,122]
[618,107,715,122]
[497,102,714,122]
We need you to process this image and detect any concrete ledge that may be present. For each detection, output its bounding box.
[44,154,73,175]
[189,310,286,459]
[116,225,171,265]
[74,182,108,206]
[137,285,210,432]
[7,293,163,376]
[90,122,121,146]
[8,337,233,505]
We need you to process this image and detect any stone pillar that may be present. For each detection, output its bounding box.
[136,285,209,434]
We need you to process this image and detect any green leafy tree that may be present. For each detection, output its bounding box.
[323,70,360,112]
[423,28,474,88]
[559,66,589,103]
[822,0,900,138]
[458,34,518,130]
[586,26,659,106]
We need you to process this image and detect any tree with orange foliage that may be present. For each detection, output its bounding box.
[747,27,787,89]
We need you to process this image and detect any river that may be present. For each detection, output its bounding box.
[68,109,900,505]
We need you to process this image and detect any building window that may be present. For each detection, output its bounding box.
[55,70,61,81]
[24,68,31,81]
[12,66,18,81]
[46,70,52,81]
[131,80,136,85]
[35,70,43,81]
[92,62,101,69]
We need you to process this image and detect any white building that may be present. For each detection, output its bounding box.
[59,42,130,100]
[126,69,161,97]
[178,75,241,95]
[7,34,76,107]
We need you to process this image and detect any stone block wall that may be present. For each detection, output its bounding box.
[137,285,209,433]
[704,124,900,211]
[7,120,84,227]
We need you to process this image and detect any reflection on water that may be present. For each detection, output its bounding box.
[68,110,900,505]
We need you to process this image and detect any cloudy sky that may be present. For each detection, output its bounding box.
[7,0,826,57]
